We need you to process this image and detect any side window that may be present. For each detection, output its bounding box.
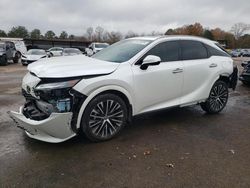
[180,40,208,60]
[204,44,230,57]
[146,41,180,62]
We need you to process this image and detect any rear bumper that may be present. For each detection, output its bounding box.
[8,107,76,143]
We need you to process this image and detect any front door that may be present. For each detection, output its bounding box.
[132,41,183,114]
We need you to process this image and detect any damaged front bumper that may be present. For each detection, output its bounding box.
[9,107,76,143]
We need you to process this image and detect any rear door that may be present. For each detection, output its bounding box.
[180,40,219,104]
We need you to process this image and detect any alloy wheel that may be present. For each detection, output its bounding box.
[88,99,124,139]
[208,83,228,112]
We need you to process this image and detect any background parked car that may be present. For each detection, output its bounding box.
[21,49,47,65]
[242,49,250,57]
[47,47,63,57]
[62,48,83,56]
[0,41,18,65]
[239,61,250,85]
[86,42,109,56]
[0,37,27,62]
[231,49,242,57]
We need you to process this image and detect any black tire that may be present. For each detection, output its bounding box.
[81,94,128,142]
[48,52,53,58]
[242,80,250,86]
[13,53,19,63]
[0,55,7,66]
[201,80,229,114]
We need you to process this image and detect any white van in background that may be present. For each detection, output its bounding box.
[0,37,27,60]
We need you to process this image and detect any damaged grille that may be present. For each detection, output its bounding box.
[22,89,36,100]
[23,101,49,121]
[22,86,86,132]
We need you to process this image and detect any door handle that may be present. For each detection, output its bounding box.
[209,63,217,68]
[172,68,183,74]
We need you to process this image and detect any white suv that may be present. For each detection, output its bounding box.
[9,36,238,143]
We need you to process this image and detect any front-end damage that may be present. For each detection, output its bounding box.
[9,72,86,143]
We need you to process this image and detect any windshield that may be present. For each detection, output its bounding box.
[92,39,151,63]
[95,43,109,48]
[64,48,81,54]
[49,47,63,51]
[27,49,46,55]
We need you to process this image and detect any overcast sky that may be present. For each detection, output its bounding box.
[0,0,249,35]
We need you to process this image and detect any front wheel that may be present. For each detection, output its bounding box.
[201,80,229,114]
[81,94,127,142]
[242,80,250,86]
[0,55,7,66]
[13,52,19,63]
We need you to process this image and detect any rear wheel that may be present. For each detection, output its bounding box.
[201,80,229,114]
[242,80,250,86]
[81,94,127,142]
[13,52,19,63]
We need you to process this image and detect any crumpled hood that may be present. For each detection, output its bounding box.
[28,55,120,78]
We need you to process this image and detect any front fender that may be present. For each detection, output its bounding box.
[75,85,134,129]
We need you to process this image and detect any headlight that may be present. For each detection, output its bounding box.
[36,79,80,90]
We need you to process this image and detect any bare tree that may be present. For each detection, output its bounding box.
[95,26,104,42]
[107,31,122,43]
[86,27,93,41]
[125,30,138,39]
[231,23,250,39]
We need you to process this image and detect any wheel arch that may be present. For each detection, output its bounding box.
[203,73,230,100]
[75,85,134,129]
[218,74,230,84]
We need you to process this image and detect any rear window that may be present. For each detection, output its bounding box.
[180,40,208,60]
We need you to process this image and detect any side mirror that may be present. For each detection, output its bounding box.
[140,55,161,70]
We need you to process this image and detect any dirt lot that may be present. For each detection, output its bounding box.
[0,61,250,188]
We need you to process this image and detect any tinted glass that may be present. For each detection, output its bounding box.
[95,43,109,48]
[146,41,180,62]
[93,39,151,63]
[214,43,230,56]
[64,48,81,54]
[27,49,46,55]
[205,44,230,57]
[181,40,208,60]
